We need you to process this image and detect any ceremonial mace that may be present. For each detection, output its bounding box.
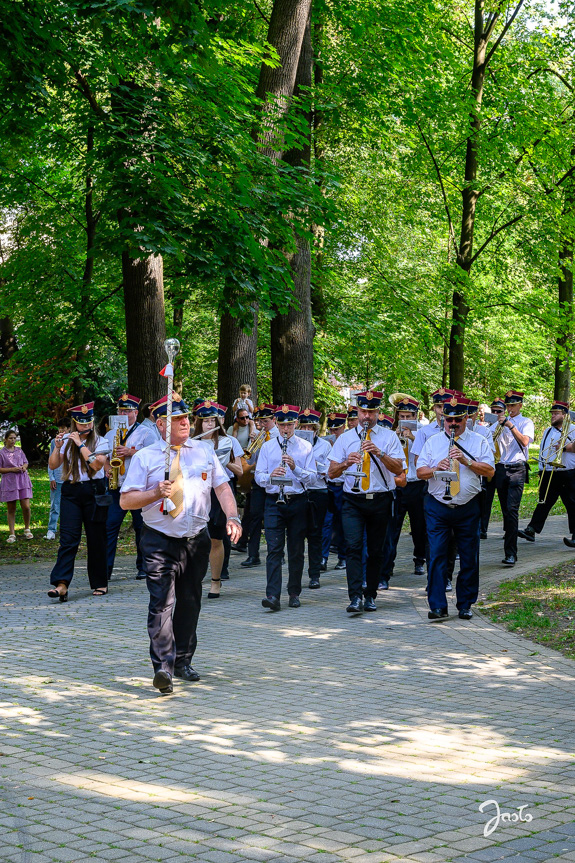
[161,337,181,514]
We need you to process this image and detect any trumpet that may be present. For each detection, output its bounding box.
[244,427,266,458]
[344,419,369,492]
[109,427,126,490]
[491,414,508,465]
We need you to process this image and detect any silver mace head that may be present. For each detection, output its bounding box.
[164,338,180,364]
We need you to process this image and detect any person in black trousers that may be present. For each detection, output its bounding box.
[298,409,332,589]
[47,402,111,602]
[241,405,279,567]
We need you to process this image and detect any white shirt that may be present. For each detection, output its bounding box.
[308,436,332,490]
[105,422,158,488]
[141,417,162,442]
[411,419,442,458]
[469,420,495,451]
[418,429,495,505]
[494,413,534,464]
[330,425,406,494]
[255,434,316,495]
[249,426,280,485]
[538,424,575,470]
[61,435,109,481]
[121,438,228,538]
[226,436,244,479]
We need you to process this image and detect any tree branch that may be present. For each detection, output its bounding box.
[253,0,270,23]
[7,168,87,231]
[69,67,106,119]
[485,0,526,68]
[415,120,459,257]
[527,66,573,92]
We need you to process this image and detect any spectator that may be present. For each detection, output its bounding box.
[227,406,256,448]
[45,418,70,540]
[232,384,255,417]
[0,430,34,543]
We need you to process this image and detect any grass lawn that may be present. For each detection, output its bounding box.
[0,467,137,563]
[479,562,575,660]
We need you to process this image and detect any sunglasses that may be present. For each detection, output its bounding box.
[444,417,462,424]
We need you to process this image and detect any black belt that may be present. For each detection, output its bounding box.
[500,462,526,471]
[267,492,305,502]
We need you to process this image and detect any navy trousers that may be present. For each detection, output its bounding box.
[322,482,346,560]
[496,463,527,559]
[306,489,329,580]
[264,493,308,597]
[481,476,496,534]
[49,480,108,590]
[380,480,427,580]
[342,491,393,600]
[106,487,144,575]
[247,482,266,559]
[140,525,211,674]
[425,494,481,612]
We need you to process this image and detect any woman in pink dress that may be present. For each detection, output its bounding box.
[0,430,34,543]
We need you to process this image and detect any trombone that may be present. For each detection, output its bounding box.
[537,413,572,504]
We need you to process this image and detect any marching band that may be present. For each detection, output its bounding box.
[43,356,575,690]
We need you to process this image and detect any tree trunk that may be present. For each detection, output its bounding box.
[0,316,17,362]
[218,307,258,425]
[449,0,487,391]
[271,11,314,408]
[555,242,574,402]
[73,124,96,404]
[121,246,166,404]
[217,0,312,409]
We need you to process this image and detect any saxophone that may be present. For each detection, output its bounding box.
[109,428,125,490]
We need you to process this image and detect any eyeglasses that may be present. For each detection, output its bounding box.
[492,409,503,414]
[444,417,461,424]
[237,416,248,421]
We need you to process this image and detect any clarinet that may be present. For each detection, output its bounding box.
[350,420,370,493]
[277,430,290,505]
[443,428,456,501]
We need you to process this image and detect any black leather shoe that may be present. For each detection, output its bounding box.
[458,609,473,620]
[502,556,516,566]
[241,556,261,568]
[445,579,452,592]
[480,531,487,540]
[364,597,377,612]
[378,579,389,591]
[174,665,200,682]
[414,563,425,576]
[288,595,301,608]
[309,579,320,589]
[346,596,363,613]
[152,670,173,694]
[262,595,281,611]
[220,572,230,580]
[334,559,346,571]
[320,559,328,572]
[518,527,535,542]
[231,543,247,553]
[563,535,575,548]
[428,608,448,620]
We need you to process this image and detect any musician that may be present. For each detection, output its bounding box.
[298,409,331,589]
[467,400,494,449]
[193,401,242,599]
[377,414,394,429]
[493,391,534,566]
[518,400,575,546]
[47,402,110,601]
[329,391,404,614]
[241,405,279,568]
[416,395,495,620]
[140,403,162,442]
[321,412,348,572]
[411,388,456,460]
[380,396,426,589]
[480,398,505,538]
[255,405,316,610]
[105,394,158,581]
[347,406,359,430]
[120,393,241,693]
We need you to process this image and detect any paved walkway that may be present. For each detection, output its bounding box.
[2,516,575,863]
